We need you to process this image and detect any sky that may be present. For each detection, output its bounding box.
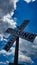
[0,0,37,65]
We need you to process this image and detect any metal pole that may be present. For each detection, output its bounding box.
[14,37,19,65]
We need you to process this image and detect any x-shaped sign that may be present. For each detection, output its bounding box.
[4,20,37,51]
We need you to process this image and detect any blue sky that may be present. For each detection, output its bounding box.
[13,0,37,33]
[0,0,37,65]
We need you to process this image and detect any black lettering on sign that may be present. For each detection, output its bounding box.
[17,30,20,35]
[19,31,23,38]
[24,32,29,38]
[28,34,35,41]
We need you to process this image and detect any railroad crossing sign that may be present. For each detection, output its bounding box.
[4,20,37,65]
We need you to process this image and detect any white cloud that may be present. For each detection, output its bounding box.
[0,61,9,64]
[19,37,37,56]
[32,0,36,1]
[0,62,6,64]
[24,0,36,3]
[0,0,18,18]
[0,34,3,41]
[18,51,34,63]
[0,14,16,41]
[0,48,15,56]
[0,34,8,42]
[0,0,19,41]
[24,0,31,3]
[11,0,19,9]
